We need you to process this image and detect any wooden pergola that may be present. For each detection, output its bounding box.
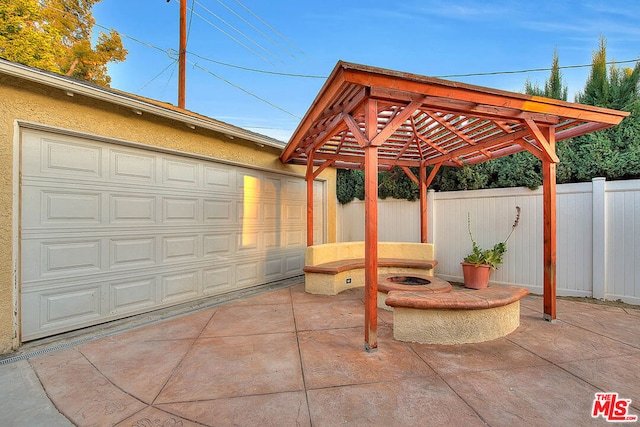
[280,61,629,351]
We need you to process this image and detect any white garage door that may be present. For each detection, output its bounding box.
[20,128,324,341]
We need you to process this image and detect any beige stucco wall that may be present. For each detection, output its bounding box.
[0,74,336,353]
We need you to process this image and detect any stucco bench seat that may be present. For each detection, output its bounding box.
[303,258,437,275]
[385,284,530,344]
[304,242,437,295]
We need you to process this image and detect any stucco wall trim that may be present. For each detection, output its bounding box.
[11,120,20,350]
[0,60,284,150]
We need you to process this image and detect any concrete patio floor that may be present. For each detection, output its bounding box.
[3,280,640,426]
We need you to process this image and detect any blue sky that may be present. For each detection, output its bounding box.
[93,0,640,142]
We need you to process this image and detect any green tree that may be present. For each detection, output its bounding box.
[576,36,610,107]
[524,48,568,100]
[570,36,640,182]
[0,0,127,86]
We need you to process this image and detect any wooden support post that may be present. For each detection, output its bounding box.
[364,144,378,352]
[542,128,557,321]
[418,163,442,243]
[364,98,378,352]
[419,163,427,243]
[306,159,314,247]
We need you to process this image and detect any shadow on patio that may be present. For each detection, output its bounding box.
[26,281,640,426]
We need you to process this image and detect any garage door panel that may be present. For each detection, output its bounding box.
[40,138,103,178]
[161,271,200,303]
[285,255,303,274]
[21,187,103,228]
[203,234,234,256]
[162,197,200,223]
[263,177,282,197]
[110,277,157,314]
[238,199,260,222]
[203,266,234,294]
[110,149,157,182]
[42,190,102,223]
[163,158,199,186]
[265,258,284,279]
[204,199,235,223]
[283,179,306,200]
[21,284,103,339]
[237,231,259,251]
[285,230,305,247]
[237,171,261,192]
[41,239,103,277]
[162,235,199,262]
[110,237,156,269]
[204,164,235,189]
[236,262,259,286]
[21,128,324,341]
[111,195,157,223]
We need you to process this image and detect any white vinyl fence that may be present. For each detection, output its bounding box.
[337,178,640,305]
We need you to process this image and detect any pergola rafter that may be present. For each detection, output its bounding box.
[280,61,629,352]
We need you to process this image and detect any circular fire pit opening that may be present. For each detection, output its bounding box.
[386,275,431,286]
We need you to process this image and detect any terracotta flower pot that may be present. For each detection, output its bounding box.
[461,262,491,289]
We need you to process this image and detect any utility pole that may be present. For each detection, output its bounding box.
[178,0,186,109]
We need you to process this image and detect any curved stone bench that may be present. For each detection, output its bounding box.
[304,242,437,295]
[385,284,530,344]
[377,273,452,311]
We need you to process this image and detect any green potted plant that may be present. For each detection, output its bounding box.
[462,206,521,289]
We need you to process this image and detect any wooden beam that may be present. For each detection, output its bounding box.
[300,87,369,154]
[523,119,559,163]
[370,100,423,146]
[423,129,531,166]
[312,160,334,179]
[280,72,350,162]
[370,87,562,124]
[301,113,347,154]
[343,114,369,148]
[347,67,628,125]
[425,162,442,188]
[312,152,421,168]
[400,166,419,185]
[555,121,611,141]
[542,127,557,321]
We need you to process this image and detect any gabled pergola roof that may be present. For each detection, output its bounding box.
[281,61,628,169]
[280,61,629,352]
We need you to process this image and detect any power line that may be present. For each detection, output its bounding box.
[232,0,306,57]
[188,8,274,66]
[138,60,178,92]
[193,0,282,65]
[190,61,300,119]
[188,51,325,78]
[186,0,196,42]
[212,0,297,59]
[435,59,640,79]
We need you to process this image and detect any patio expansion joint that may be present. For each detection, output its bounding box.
[289,286,313,422]
[148,309,219,407]
[131,405,210,427]
[554,318,640,351]
[406,343,491,426]
[504,337,635,400]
